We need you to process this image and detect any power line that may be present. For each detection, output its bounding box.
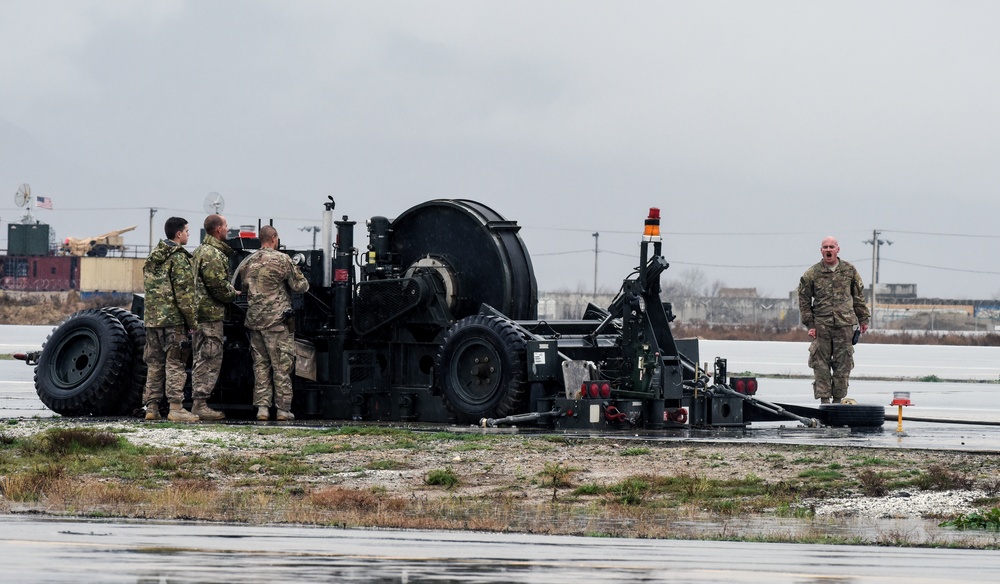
[881,258,1000,275]
[882,229,1000,239]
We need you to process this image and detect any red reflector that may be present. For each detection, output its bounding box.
[580,382,588,397]
[747,379,757,395]
[334,268,349,282]
[589,383,600,398]
[735,379,746,393]
[600,382,611,398]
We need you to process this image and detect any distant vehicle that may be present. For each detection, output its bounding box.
[61,225,137,257]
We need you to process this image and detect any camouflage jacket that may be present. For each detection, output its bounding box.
[193,235,238,323]
[242,248,309,330]
[798,259,870,329]
[143,240,197,329]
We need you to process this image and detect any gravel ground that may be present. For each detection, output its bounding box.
[4,418,996,524]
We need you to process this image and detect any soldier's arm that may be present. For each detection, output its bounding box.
[797,275,814,328]
[203,251,239,304]
[851,267,870,326]
[287,258,310,294]
[173,256,199,330]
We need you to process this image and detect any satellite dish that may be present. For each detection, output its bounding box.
[14,183,31,207]
[203,192,225,214]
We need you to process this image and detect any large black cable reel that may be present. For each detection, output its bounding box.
[387,199,537,323]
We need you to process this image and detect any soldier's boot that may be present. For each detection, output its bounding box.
[276,409,295,422]
[820,398,831,404]
[256,406,270,421]
[832,398,842,404]
[167,403,200,423]
[144,402,162,421]
[192,399,225,421]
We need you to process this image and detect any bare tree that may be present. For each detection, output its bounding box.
[662,267,718,298]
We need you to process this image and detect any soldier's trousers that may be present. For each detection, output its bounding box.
[191,320,224,400]
[249,324,295,411]
[143,325,190,407]
[808,323,855,400]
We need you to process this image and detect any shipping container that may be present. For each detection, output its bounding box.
[0,255,79,291]
[7,223,51,256]
[78,257,145,293]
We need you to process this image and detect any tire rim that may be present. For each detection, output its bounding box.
[47,327,101,390]
[449,337,502,407]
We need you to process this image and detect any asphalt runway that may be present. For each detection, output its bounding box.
[2,515,1000,584]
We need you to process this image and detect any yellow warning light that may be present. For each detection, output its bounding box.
[643,207,661,240]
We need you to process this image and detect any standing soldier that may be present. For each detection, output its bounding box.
[142,217,199,422]
[190,214,240,421]
[798,236,871,404]
[242,225,309,421]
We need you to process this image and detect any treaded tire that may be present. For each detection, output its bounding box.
[437,314,528,422]
[102,307,147,416]
[820,404,886,428]
[34,309,131,416]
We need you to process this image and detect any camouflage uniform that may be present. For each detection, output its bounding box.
[798,260,870,401]
[191,235,238,400]
[242,248,309,411]
[142,240,197,407]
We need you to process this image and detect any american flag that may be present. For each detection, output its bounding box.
[36,196,53,210]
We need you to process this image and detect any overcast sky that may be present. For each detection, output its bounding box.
[2,1,999,300]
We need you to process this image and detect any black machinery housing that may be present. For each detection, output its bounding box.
[28,198,884,431]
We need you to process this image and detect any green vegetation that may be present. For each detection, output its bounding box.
[940,508,1000,531]
[425,468,460,488]
[2,423,999,549]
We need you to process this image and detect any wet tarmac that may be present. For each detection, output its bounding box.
[2,515,1000,583]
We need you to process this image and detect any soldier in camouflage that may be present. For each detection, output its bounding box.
[190,214,240,421]
[142,217,199,422]
[798,236,871,404]
[242,225,309,421]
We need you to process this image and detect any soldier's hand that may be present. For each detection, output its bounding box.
[859,323,869,334]
[808,328,817,338]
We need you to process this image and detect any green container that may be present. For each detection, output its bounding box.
[8,223,50,256]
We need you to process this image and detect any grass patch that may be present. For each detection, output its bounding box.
[940,508,1000,531]
[425,468,460,489]
[620,447,651,456]
[913,464,974,491]
[366,459,408,471]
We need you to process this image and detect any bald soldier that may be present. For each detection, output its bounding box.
[242,226,309,421]
[798,236,870,404]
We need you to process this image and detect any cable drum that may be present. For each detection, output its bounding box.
[389,199,537,321]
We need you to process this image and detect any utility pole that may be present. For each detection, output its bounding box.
[863,230,893,329]
[148,207,158,253]
[300,225,321,250]
[592,232,599,297]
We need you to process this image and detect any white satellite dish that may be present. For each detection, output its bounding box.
[14,183,31,207]
[203,192,225,214]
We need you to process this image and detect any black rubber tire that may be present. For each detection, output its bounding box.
[35,309,132,416]
[102,307,148,416]
[437,314,528,422]
[820,404,886,428]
